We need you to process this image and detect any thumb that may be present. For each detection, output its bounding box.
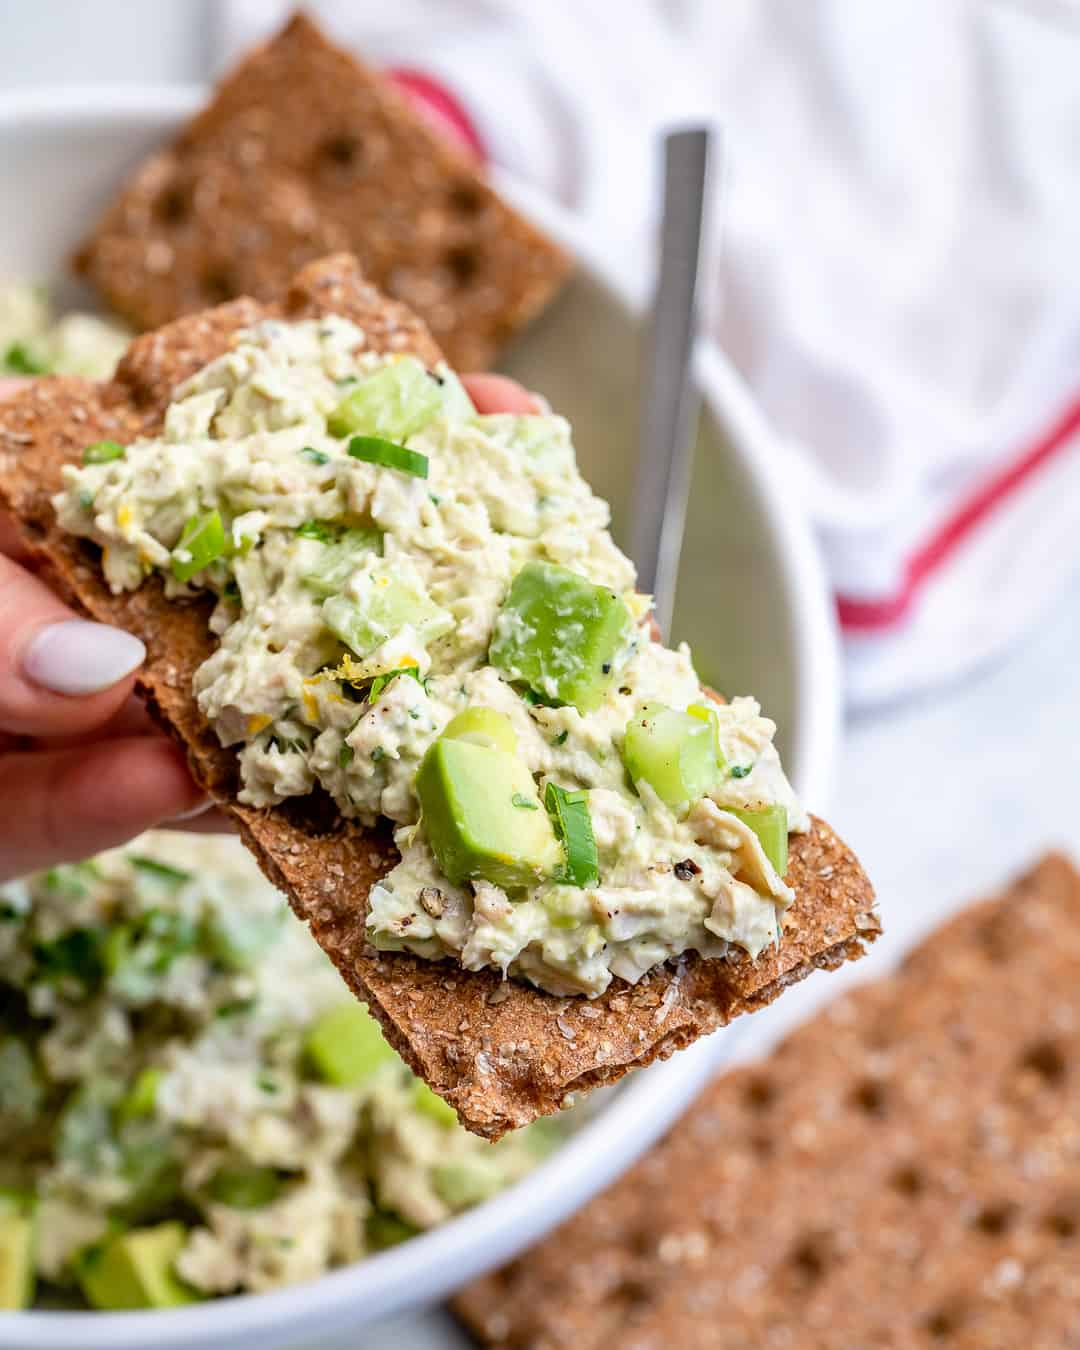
[0,551,144,737]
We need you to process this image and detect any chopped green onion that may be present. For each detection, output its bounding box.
[4,341,48,374]
[730,764,753,779]
[295,520,336,542]
[215,998,255,1019]
[129,856,192,885]
[299,446,330,466]
[371,745,386,763]
[552,730,569,747]
[338,743,354,768]
[171,509,226,582]
[368,666,423,702]
[347,436,429,479]
[512,792,539,810]
[82,439,126,465]
[544,783,599,887]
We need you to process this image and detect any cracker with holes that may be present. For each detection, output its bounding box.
[457,853,1080,1343]
[0,255,877,1138]
[73,11,571,371]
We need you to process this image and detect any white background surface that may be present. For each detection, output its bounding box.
[3,5,1079,1346]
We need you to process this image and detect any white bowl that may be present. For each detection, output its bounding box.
[0,87,840,1350]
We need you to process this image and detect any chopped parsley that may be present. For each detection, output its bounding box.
[512,793,539,810]
[730,764,753,779]
[300,446,330,466]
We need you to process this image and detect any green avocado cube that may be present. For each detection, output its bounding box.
[728,804,789,877]
[305,1001,398,1086]
[416,738,561,889]
[322,568,452,658]
[0,1213,34,1309]
[77,1222,198,1310]
[622,702,720,817]
[489,561,632,713]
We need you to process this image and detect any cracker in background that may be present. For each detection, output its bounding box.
[73,11,571,371]
[457,853,1080,1345]
[0,255,877,1140]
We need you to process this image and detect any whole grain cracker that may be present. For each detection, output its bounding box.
[456,853,1080,1344]
[73,11,571,371]
[0,255,877,1139]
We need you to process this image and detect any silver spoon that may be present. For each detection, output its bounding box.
[631,126,714,642]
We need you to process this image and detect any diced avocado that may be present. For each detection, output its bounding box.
[76,1223,197,1310]
[622,702,720,816]
[441,707,517,754]
[207,1164,281,1210]
[327,357,444,441]
[728,805,789,877]
[432,1160,502,1210]
[367,1210,419,1250]
[0,1214,34,1309]
[411,1079,459,1128]
[305,1001,397,1086]
[415,739,561,889]
[322,569,452,658]
[489,561,632,713]
[301,526,383,597]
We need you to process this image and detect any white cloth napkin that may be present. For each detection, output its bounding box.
[222,0,1080,707]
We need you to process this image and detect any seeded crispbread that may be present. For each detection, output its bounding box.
[0,255,877,1138]
[456,852,1080,1343]
[72,11,571,372]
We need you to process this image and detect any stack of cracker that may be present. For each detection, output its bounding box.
[457,854,1080,1346]
[74,13,570,371]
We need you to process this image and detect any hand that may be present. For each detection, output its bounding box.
[0,371,539,881]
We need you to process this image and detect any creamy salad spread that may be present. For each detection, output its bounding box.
[0,282,129,379]
[55,317,807,998]
[0,836,554,1310]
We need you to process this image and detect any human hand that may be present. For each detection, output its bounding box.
[0,371,538,881]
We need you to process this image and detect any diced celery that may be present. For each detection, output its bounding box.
[622,702,719,816]
[301,526,383,597]
[728,804,789,876]
[432,1161,501,1209]
[687,702,728,772]
[322,571,451,658]
[327,357,444,441]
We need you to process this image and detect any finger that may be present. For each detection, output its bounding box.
[461,373,541,415]
[0,513,32,563]
[31,692,158,748]
[159,804,236,836]
[0,736,206,881]
[0,552,145,737]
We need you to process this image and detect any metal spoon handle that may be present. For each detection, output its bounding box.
[632,126,713,641]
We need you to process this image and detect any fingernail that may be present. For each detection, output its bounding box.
[169,798,213,822]
[23,619,145,695]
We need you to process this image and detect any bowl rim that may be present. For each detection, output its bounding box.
[0,83,840,1347]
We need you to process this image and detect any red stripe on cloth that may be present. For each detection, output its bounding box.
[390,67,487,161]
[837,392,1080,632]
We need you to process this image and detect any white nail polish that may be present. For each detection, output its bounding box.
[23,620,145,695]
[169,799,213,822]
